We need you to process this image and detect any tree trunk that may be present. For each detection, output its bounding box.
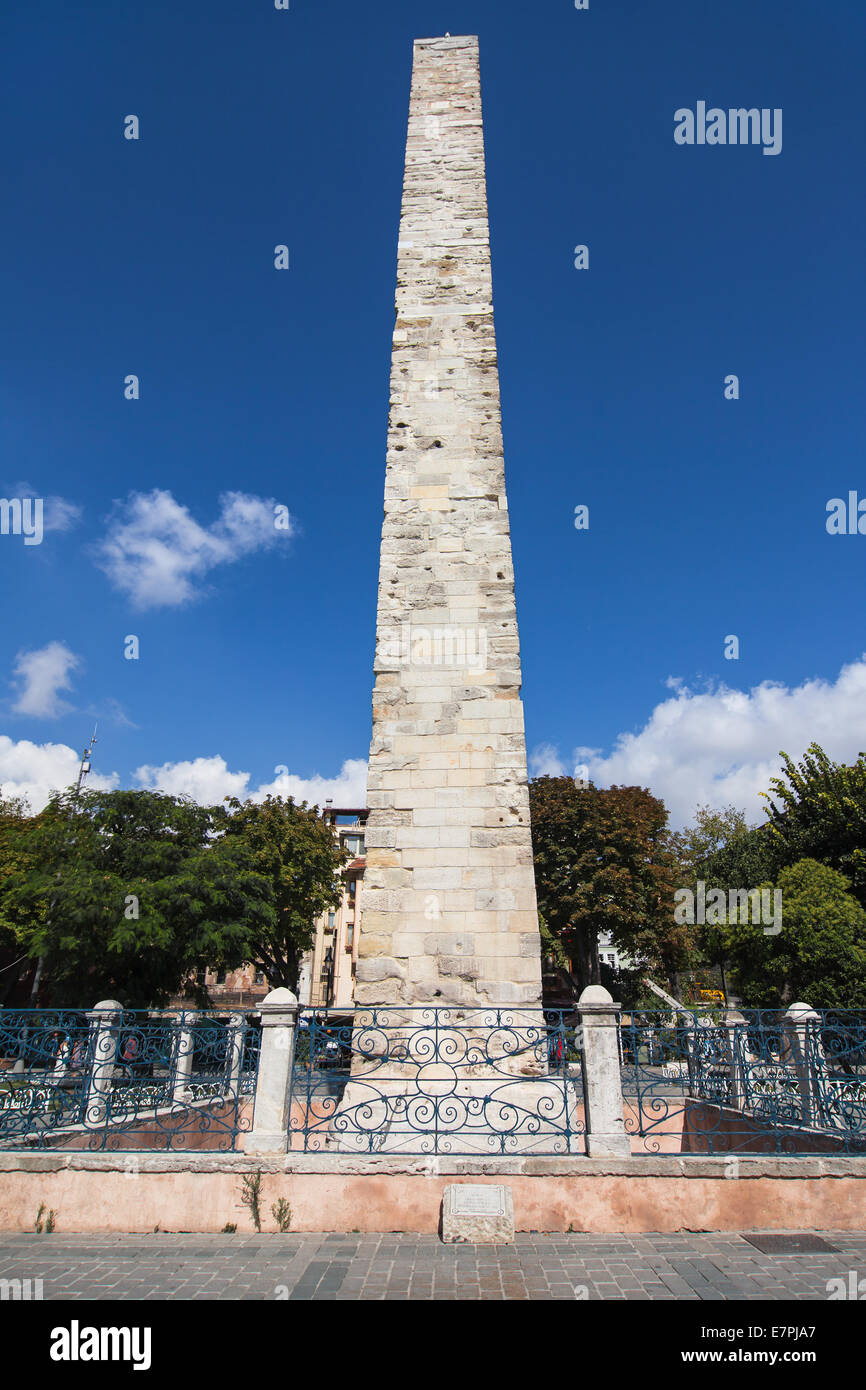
[571,926,601,992]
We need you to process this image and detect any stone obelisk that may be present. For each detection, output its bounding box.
[356,36,542,1011]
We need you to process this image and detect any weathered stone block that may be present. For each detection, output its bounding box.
[441,1184,514,1244]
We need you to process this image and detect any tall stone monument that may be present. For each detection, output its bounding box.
[357,34,543,1011]
[325,36,578,1154]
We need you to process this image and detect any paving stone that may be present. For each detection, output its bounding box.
[0,1230,862,1300]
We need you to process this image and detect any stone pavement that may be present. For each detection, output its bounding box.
[1,1231,865,1300]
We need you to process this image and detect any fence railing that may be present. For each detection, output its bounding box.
[2,990,865,1160]
[288,1006,587,1156]
[621,1004,866,1155]
[0,1003,260,1152]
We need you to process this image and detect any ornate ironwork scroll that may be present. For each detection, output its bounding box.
[290,1006,586,1155]
[0,1009,260,1151]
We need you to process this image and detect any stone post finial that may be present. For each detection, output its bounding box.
[84,998,123,1130]
[246,987,299,1155]
[782,1000,823,1127]
[172,1010,197,1103]
[577,985,631,1158]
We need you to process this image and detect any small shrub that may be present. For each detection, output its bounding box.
[34,1203,57,1234]
[222,1223,237,1234]
[240,1171,263,1232]
[271,1198,292,1233]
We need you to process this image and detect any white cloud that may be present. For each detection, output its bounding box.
[0,738,368,814]
[94,489,295,609]
[134,755,369,809]
[538,657,866,828]
[11,642,80,718]
[9,483,82,533]
[258,758,369,808]
[0,736,117,810]
[134,755,252,804]
[528,742,567,778]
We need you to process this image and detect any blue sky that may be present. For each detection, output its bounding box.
[2,0,864,827]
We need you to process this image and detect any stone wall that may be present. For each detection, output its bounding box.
[360,35,542,1009]
[2,1154,864,1233]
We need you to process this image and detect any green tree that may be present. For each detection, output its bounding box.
[764,743,866,909]
[720,858,866,1008]
[529,776,690,993]
[0,793,46,1003]
[674,805,781,995]
[219,795,348,990]
[1,788,271,1008]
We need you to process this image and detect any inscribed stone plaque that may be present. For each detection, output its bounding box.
[452,1185,506,1216]
[441,1184,514,1244]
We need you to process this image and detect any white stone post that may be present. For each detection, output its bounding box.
[782,1001,823,1127]
[172,1011,196,1103]
[246,987,298,1155]
[224,1011,244,1098]
[84,998,123,1129]
[723,1009,747,1110]
[578,985,631,1158]
[53,1035,71,1080]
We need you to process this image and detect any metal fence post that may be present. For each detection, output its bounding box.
[782,1001,822,1126]
[84,998,123,1129]
[724,1009,747,1109]
[225,1011,244,1099]
[246,987,298,1155]
[172,1011,196,1103]
[53,1033,71,1080]
[578,985,631,1158]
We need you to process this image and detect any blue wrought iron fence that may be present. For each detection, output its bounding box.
[289,1006,586,1155]
[621,1008,866,1155]
[0,1008,260,1151]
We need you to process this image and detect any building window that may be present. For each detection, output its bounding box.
[216,968,227,985]
[328,912,335,929]
[346,922,354,951]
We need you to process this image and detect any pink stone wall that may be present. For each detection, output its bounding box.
[0,1167,862,1234]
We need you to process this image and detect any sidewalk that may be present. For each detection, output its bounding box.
[1,1230,864,1300]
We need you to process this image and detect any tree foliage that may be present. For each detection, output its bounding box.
[220,795,347,990]
[0,789,346,1008]
[0,793,46,1002]
[0,789,264,1007]
[529,776,690,992]
[718,858,866,1009]
[672,745,866,1007]
[764,743,866,909]
[672,804,780,978]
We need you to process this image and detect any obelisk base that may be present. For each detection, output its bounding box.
[328,1074,584,1156]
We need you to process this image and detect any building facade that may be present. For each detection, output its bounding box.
[299,807,368,1011]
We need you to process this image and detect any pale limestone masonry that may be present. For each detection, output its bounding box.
[357,35,542,1010]
[441,1183,515,1244]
